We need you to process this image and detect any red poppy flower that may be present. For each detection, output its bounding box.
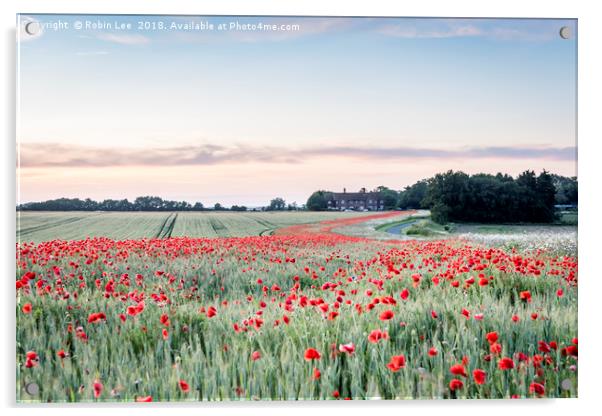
[251,350,262,361]
[461,308,470,319]
[379,310,394,321]
[511,315,520,322]
[386,354,406,372]
[529,382,545,396]
[25,351,38,367]
[473,369,486,385]
[179,379,190,393]
[88,312,106,324]
[400,288,409,300]
[368,329,389,344]
[135,302,145,314]
[450,364,467,377]
[57,349,67,359]
[428,347,438,357]
[538,341,551,353]
[22,303,32,314]
[490,342,502,355]
[498,357,515,370]
[313,367,321,380]
[486,332,498,344]
[516,352,529,362]
[162,328,168,340]
[75,327,88,342]
[93,380,103,399]
[304,348,321,361]
[136,395,153,402]
[338,343,355,355]
[431,310,438,319]
[160,314,170,327]
[206,306,217,318]
[519,291,532,302]
[561,345,578,357]
[449,379,464,391]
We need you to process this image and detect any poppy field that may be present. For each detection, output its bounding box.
[16,214,578,402]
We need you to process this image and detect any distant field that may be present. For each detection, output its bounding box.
[16,211,374,243]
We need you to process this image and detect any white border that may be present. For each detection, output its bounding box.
[2,1,601,416]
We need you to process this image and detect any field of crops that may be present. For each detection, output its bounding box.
[16,211,578,402]
[16,211,375,242]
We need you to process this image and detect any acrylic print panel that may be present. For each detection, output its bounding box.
[16,15,577,402]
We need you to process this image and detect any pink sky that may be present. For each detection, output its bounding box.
[18,151,576,206]
[17,16,576,206]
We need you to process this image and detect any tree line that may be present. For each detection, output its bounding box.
[18,196,224,212]
[306,171,577,224]
[396,171,576,223]
[420,170,559,223]
[17,196,302,212]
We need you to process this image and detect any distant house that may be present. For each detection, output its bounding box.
[327,188,385,211]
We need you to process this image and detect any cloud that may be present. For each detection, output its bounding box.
[76,51,109,56]
[375,19,570,41]
[18,142,576,168]
[377,24,482,39]
[96,33,150,45]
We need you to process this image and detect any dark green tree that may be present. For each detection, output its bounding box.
[535,170,557,222]
[306,191,332,211]
[423,170,470,222]
[375,186,399,209]
[515,170,539,222]
[398,180,428,209]
[551,174,578,205]
[267,197,286,211]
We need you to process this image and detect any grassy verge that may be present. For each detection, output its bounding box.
[558,212,577,225]
[405,220,450,237]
